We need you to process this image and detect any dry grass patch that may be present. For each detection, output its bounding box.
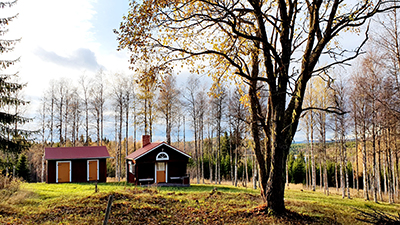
[0,182,399,224]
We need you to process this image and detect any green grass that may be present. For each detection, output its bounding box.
[0,182,399,224]
[284,187,400,224]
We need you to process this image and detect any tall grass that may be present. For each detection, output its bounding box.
[0,174,21,201]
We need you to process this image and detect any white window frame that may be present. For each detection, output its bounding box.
[156,152,169,161]
[87,159,99,181]
[128,161,135,174]
[56,161,71,183]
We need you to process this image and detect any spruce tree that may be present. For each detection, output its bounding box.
[0,0,30,156]
[16,153,29,181]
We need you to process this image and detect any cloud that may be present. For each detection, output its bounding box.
[35,47,103,71]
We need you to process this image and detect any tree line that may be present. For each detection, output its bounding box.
[295,9,400,204]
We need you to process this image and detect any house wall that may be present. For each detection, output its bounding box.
[137,162,155,181]
[47,160,57,183]
[46,158,107,183]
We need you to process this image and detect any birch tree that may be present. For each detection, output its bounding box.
[158,75,180,145]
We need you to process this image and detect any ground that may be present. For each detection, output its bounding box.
[0,182,399,224]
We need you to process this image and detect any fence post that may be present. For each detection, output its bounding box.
[103,194,114,225]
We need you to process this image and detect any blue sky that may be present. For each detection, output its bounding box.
[4,0,367,143]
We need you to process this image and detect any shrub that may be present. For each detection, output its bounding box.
[0,174,21,201]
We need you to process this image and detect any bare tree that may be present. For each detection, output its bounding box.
[184,75,201,184]
[90,69,106,146]
[69,88,80,146]
[332,76,350,199]
[111,73,126,181]
[210,80,227,185]
[79,74,91,146]
[228,86,247,187]
[158,75,180,145]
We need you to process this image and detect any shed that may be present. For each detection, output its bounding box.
[126,135,191,186]
[45,146,111,183]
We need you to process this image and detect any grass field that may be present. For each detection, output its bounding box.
[0,181,399,224]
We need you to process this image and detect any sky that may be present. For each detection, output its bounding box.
[2,0,369,143]
[7,0,131,104]
[3,0,202,143]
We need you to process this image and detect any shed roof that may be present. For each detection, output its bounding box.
[126,142,191,160]
[45,146,111,160]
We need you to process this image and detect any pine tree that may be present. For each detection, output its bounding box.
[0,0,31,156]
[16,153,29,181]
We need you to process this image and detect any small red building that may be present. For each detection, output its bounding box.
[45,146,111,183]
[126,135,191,186]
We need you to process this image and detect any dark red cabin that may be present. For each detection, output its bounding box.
[126,135,191,186]
[45,146,111,183]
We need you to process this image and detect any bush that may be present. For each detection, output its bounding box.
[0,174,21,201]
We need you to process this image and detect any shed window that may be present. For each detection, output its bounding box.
[156,152,169,161]
[128,161,135,174]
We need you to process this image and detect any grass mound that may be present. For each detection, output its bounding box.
[0,182,398,224]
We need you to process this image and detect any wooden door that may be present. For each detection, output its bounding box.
[156,162,166,183]
[88,160,98,181]
[57,162,70,183]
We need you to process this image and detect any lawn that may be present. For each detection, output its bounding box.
[0,182,399,224]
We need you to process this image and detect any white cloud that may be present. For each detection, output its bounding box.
[2,0,132,114]
[18,0,98,53]
[35,47,102,71]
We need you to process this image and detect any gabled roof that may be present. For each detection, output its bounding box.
[126,142,191,160]
[45,146,111,160]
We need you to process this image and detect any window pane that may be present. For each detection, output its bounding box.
[157,162,165,171]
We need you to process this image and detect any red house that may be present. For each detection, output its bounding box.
[45,146,111,183]
[126,135,191,186]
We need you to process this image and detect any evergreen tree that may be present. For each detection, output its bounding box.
[16,153,29,181]
[0,1,31,156]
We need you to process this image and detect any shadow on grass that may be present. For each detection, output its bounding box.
[248,203,339,225]
[355,206,400,224]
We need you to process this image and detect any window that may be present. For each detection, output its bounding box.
[157,162,165,171]
[156,152,169,161]
[128,161,135,174]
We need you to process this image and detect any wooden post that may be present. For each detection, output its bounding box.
[103,195,114,225]
[95,181,98,193]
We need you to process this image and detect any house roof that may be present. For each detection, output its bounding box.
[126,142,191,160]
[45,146,111,160]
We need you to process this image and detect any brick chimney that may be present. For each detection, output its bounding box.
[142,135,151,147]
